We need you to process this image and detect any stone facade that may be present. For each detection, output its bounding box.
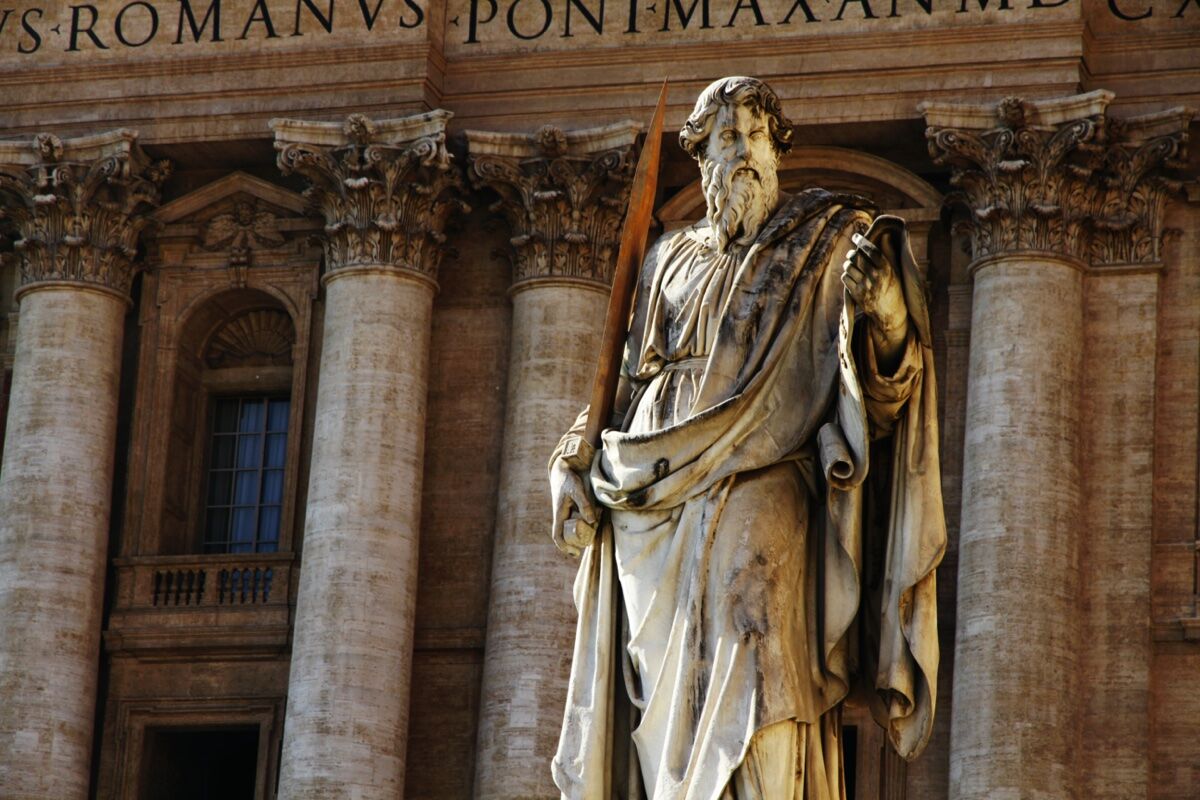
[0,5,1198,799]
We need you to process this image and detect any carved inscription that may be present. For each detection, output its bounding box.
[0,0,1194,55]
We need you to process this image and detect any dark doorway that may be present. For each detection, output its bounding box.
[140,725,259,800]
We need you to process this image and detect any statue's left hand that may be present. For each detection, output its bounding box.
[842,231,909,365]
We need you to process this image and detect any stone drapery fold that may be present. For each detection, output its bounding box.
[553,190,946,799]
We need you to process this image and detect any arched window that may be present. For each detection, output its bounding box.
[160,291,300,555]
[199,309,295,554]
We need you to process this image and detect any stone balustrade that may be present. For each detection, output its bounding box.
[104,553,295,657]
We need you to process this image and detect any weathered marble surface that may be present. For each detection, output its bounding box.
[550,77,946,799]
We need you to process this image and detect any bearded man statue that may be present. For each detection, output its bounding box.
[548,76,946,800]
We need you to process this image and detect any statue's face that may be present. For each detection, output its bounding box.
[703,103,777,185]
[699,102,780,252]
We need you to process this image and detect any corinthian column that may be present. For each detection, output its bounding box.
[272,112,466,799]
[466,122,637,799]
[0,131,167,799]
[923,93,1190,800]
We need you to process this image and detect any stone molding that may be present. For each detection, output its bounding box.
[271,111,468,282]
[466,122,639,288]
[923,91,1193,267]
[0,129,170,298]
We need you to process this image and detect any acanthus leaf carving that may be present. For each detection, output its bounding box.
[925,93,1191,267]
[0,131,170,297]
[468,129,636,288]
[273,112,468,281]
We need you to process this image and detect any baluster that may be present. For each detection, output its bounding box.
[231,569,242,604]
[164,571,175,605]
[196,570,206,605]
[185,571,195,605]
[218,569,229,605]
[239,568,249,604]
[262,568,273,603]
[152,571,163,607]
[252,568,262,603]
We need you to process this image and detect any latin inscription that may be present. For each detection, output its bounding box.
[0,0,1192,54]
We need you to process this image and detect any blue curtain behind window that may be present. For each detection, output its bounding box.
[204,396,289,554]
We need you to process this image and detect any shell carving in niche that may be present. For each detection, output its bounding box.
[205,309,295,368]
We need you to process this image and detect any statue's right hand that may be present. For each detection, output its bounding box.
[550,457,599,557]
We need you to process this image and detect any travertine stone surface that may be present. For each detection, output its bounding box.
[925,92,1192,800]
[473,281,608,799]
[1080,270,1158,800]
[273,111,465,799]
[465,123,636,799]
[0,286,128,799]
[278,268,434,799]
[0,130,163,799]
[952,254,1084,800]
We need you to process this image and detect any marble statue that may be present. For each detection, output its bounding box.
[548,76,946,799]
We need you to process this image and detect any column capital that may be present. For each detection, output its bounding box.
[0,129,170,299]
[466,122,639,290]
[272,111,468,284]
[922,91,1193,267]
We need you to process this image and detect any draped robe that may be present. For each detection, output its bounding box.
[551,189,946,800]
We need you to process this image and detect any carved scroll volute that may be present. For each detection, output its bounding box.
[0,130,171,298]
[465,122,640,288]
[271,111,469,283]
[922,91,1193,268]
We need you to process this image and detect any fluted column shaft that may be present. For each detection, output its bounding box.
[924,92,1191,800]
[466,123,636,799]
[0,131,165,799]
[272,112,465,799]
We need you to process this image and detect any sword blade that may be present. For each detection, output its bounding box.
[582,80,668,447]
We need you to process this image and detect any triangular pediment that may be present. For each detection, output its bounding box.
[154,171,308,225]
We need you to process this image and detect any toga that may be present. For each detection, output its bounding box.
[552,189,946,799]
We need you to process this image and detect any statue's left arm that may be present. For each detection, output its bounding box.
[831,214,947,759]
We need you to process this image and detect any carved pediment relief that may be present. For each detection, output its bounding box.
[150,171,320,271]
[201,200,287,266]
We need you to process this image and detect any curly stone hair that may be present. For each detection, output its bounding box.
[679,76,794,161]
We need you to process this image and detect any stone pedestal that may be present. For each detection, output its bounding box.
[924,92,1191,800]
[272,112,465,799]
[466,123,637,799]
[0,131,165,799]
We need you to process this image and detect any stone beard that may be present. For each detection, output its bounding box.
[700,152,779,252]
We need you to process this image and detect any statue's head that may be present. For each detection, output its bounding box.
[680,76,793,252]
